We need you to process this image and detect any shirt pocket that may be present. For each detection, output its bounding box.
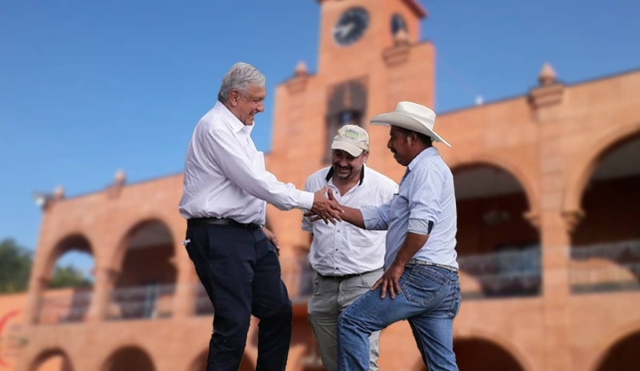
[389,193,409,222]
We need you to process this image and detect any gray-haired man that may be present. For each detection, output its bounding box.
[179,62,343,371]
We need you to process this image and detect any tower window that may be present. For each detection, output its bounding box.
[324,79,368,163]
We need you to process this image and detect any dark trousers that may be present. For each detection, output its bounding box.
[185,223,293,371]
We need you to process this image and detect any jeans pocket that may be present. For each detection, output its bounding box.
[446,281,461,319]
[412,265,448,285]
[402,268,445,306]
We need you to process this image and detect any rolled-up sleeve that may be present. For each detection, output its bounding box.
[407,164,444,235]
[362,202,391,230]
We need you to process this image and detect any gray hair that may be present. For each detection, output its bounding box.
[217,62,266,103]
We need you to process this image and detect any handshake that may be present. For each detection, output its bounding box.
[307,187,343,224]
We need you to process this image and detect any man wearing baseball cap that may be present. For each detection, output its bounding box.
[308,102,461,370]
[302,124,398,371]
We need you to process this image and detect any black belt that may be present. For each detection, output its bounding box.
[187,217,261,230]
[317,269,378,281]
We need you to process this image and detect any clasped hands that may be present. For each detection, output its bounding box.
[307,187,343,224]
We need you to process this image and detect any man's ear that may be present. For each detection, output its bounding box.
[229,89,240,106]
[408,133,416,145]
[362,151,370,163]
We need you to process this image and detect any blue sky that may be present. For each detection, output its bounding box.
[1,0,638,271]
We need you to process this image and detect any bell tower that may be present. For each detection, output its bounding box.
[316,0,427,75]
[267,0,435,254]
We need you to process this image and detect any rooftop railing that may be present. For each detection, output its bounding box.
[570,239,640,294]
[49,243,640,323]
[37,289,92,325]
[457,246,542,299]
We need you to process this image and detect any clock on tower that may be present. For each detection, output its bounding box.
[332,7,370,47]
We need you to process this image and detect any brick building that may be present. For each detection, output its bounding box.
[2,0,640,370]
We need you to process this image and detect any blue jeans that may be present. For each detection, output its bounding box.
[337,263,461,371]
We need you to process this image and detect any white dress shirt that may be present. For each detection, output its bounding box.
[179,101,314,225]
[302,165,398,276]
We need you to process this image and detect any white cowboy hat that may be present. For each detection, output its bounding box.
[370,101,451,147]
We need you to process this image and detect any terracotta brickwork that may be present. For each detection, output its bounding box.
[4,1,640,370]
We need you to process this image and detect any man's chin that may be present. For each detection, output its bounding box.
[392,153,403,165]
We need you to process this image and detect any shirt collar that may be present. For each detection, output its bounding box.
[213,100,253,135]
[407,147,439,171]
[325,163,366,186]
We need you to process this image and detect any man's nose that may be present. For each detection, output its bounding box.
[257,102,265,112]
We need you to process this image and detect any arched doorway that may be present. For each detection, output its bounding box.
[188,350,253,371]
[452,164,540,299]
[415,338,525,371]
[38,234,94,324]
[454,338,524,371]
[29,349,73,371]
[570,134,640,293]
[109,219,176,320]
[101,346,155,371]
[597,331,640,370]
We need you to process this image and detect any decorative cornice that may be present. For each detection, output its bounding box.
[285,75,309,95]
[382,43,411,67]
[562,208,585,233]
[529,63,565,110]
[523,210,541,230]
[529,83,565,109]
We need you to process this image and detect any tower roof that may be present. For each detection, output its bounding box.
[403,0,427,19]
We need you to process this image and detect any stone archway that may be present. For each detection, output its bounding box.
[596,331,640,370]
[107,219,177,320]
[450,161,541,299]
[29,348,73,371]
[41,234,94,281]
[564,123,640,215]
[36,234,94,325]
[568,132,640,293]
[453,338,525,371]
[188,350,254,371]
[100,346,155,371]
[448,154,540,219]
[414,337,527,371]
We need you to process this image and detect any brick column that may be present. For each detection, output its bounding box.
[173,253,198,318]
[87,266,117,322]
[23,276,49,325]
[539,211,574,370]
[530,63,575,370]
[538,137,577,370]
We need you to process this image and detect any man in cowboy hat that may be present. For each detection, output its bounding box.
[307,101,460,370]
